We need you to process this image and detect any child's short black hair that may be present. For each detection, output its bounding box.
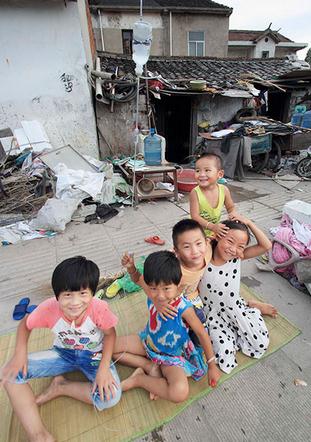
[143,251,182,286]
[172,219,205,249]
[52,256,100,299]
[196,152,224,170]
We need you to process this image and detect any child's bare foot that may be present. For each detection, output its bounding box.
[248,300,278,318]
[36,375,68,406]
[31,431,55,442]
[121,367,144,392]
[148,364,162,400]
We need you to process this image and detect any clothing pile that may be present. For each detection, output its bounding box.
[270,213,311,290]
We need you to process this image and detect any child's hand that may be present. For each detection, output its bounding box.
[93,367,118,402]
[229,213,250,226]
[212,223,229,239]
[207,362,222,388]
[228,210,239,220]
[153,299,177,320]
[0,352,28,386]
[121,252,135,271]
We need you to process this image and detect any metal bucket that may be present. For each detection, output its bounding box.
[137,177,155,195]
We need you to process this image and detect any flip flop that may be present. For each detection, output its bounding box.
[144,235,165,246]
[26,305,37,314]
[12,297,30,320]
[95,289,105,299]
[106,280,121,299]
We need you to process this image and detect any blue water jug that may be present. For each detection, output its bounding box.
[291,112,303,127]
[302,110,311,129]
[291,105,306,127]
[144,128,162,166]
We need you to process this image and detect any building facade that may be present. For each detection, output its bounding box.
[0,0,99,158]
[90,0,232,58]
[228,29,307,59]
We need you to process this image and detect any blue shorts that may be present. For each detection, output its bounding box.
[14,346,121,411]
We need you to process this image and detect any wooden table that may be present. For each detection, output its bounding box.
[120,163,178,205]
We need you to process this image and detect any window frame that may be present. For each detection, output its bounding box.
[188,31,205,57]
[261,50,270,58]
[122,29,133,55]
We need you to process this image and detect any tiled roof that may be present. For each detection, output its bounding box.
[90,0,231,11]
[90,0,160,7]
[100,53,295,89]
[229,30,292,43]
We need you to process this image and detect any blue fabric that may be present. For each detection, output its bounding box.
[14,346,121,411]
[139,296,208,381]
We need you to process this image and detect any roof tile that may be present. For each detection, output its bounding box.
[100,53,294,89]
[229,30,293,43]
[90,0,231,10]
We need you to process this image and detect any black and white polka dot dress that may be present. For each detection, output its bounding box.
[198,258,269,374]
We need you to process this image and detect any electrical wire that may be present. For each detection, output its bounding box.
[101,80,143,103]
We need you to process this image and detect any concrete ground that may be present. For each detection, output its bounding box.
[1,173,310,441]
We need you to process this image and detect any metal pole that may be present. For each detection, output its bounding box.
[144,65,151,129]
[169,11,173,56]
[132,76,141,209]
[133,0,143,208]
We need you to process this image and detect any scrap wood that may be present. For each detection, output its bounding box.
[241,72,286,93]
[97,269,126,291]
[0,171,51,215]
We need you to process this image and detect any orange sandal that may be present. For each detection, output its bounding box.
[144,235,165,245]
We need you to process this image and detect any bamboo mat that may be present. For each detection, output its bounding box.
[0,285,300,442]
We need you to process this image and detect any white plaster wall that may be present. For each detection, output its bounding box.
[94,11,163,29]
[0,1,98,157]
[254,37,276,58]
[96,95,148,158]
[91,11,164,54]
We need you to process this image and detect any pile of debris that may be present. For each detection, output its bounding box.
[0,170,52,217]
[0,121,132,245]
[0,123,54,221]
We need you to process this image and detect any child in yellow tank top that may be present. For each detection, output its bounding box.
[190,153,237,238]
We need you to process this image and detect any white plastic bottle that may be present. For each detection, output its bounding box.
[132,19,152,77]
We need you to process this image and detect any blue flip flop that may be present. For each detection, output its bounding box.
[26,305,37,314]
[12,297,30,320]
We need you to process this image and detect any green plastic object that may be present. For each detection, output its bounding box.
[117,256,146,293]
[217,177,227,184]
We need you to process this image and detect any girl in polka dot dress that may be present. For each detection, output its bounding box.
[199,215,277,374]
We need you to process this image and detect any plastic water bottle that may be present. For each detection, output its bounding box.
[301,110,311,129]
[144,128,162,166]
[132,19,152,77]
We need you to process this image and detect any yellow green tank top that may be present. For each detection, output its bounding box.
[194,184,225,237]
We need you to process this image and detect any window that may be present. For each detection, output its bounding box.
[188,31,205,57]
[262,50,269,58]
[122,30,133,55]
